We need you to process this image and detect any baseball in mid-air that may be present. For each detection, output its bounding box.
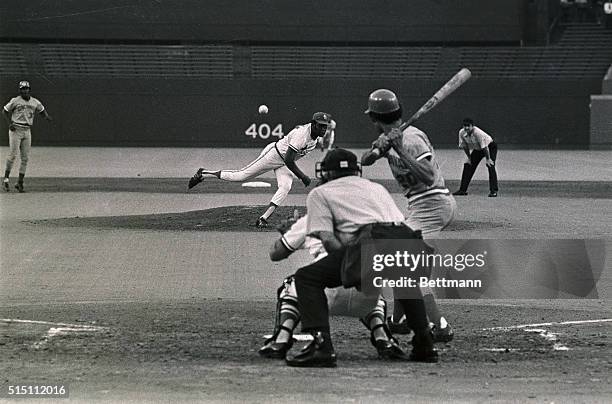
[258,104,269,114]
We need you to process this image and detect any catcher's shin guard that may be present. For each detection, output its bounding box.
[269,275,300,342]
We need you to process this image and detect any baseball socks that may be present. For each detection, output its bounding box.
[274,292,299,344]
[15,173,25,192]
[199,169,220,179]
[259,203,278,223]
[364,297,389,341]
[259,277,300,358]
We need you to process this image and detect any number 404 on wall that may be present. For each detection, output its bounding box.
[245,123,284,140]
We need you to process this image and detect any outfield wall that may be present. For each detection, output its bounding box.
[0,77,600,148]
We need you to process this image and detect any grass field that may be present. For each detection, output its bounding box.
[1,147,611,403]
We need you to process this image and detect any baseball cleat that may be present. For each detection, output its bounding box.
[409,349,439,363]
[452,190,468,196]
[286,332,337,368]
[258,340,294,359]
[374,338,410,361]
[488,192,498,197]
[3,179,9,192]
[431,323,454,343]
[187,168,204,189]
[387,316,412,335]
[255,217,268,228]
[14,182,24,193]
[409,332,439,363]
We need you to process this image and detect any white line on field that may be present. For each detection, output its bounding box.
[524,328,569,351]
[1,318,108,350]
[482,318,612,331]
[1,318,105,330]
[481,318,612,353]
[263,334,313,341]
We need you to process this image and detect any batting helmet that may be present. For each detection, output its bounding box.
[19,80,30,89]
[364,89,400,114]
[315,148,361,182]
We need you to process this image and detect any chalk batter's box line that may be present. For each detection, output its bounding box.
[483,318,612,331]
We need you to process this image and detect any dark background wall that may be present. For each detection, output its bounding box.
[0,0,526,44]
[0,0,607,148]
[0,76,599,148]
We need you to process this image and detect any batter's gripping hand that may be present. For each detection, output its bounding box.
[372,134,391,155]
[386,127,403,146]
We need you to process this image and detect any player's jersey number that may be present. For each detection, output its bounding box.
[245,123,284,140]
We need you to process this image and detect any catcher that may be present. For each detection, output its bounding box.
[188,112,335,226]
[259,212,408,361]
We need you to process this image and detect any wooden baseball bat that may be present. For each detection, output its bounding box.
[399,68,471,131]
[363,68,471,164]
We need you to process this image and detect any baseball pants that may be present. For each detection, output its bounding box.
[404,193,456,238]
[399,192,457,309]
[218,142,296,206]
[458,141,498,193]
[5,126,31,175]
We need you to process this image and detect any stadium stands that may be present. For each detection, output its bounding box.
[2,41,610,80]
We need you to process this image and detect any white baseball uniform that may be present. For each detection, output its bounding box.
[458,125,493,152]
[4,96,45,175]
[219,123,326,206]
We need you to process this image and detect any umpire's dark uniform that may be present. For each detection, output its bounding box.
[454,120,499,197]
[286,149,437,367]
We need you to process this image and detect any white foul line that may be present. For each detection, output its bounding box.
[1,318,105,330]
[482,318,612,331]
[1,318,108,350]
[524,328,569,351]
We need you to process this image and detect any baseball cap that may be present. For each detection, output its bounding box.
[312,112,332,125]
[321,148,359,171]
[19,80,30,89]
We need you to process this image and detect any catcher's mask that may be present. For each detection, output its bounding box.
[315,148,361,183]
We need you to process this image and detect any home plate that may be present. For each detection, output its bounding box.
[264,334,313,341]
[242,181,272,188]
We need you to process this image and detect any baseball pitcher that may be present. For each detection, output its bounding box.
[188,112,335,226]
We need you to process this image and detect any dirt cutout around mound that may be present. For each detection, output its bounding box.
[26,205,504,232]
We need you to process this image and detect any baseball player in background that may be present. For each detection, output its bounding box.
[3,81,52,193]
[453,117,499,197]
[361,89,455,342]
[259,213,409,361]
[188,112,335,226]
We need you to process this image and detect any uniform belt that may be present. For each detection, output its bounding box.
[12,122,30,127]
[406,188,450,203]
[274,142,286,162]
